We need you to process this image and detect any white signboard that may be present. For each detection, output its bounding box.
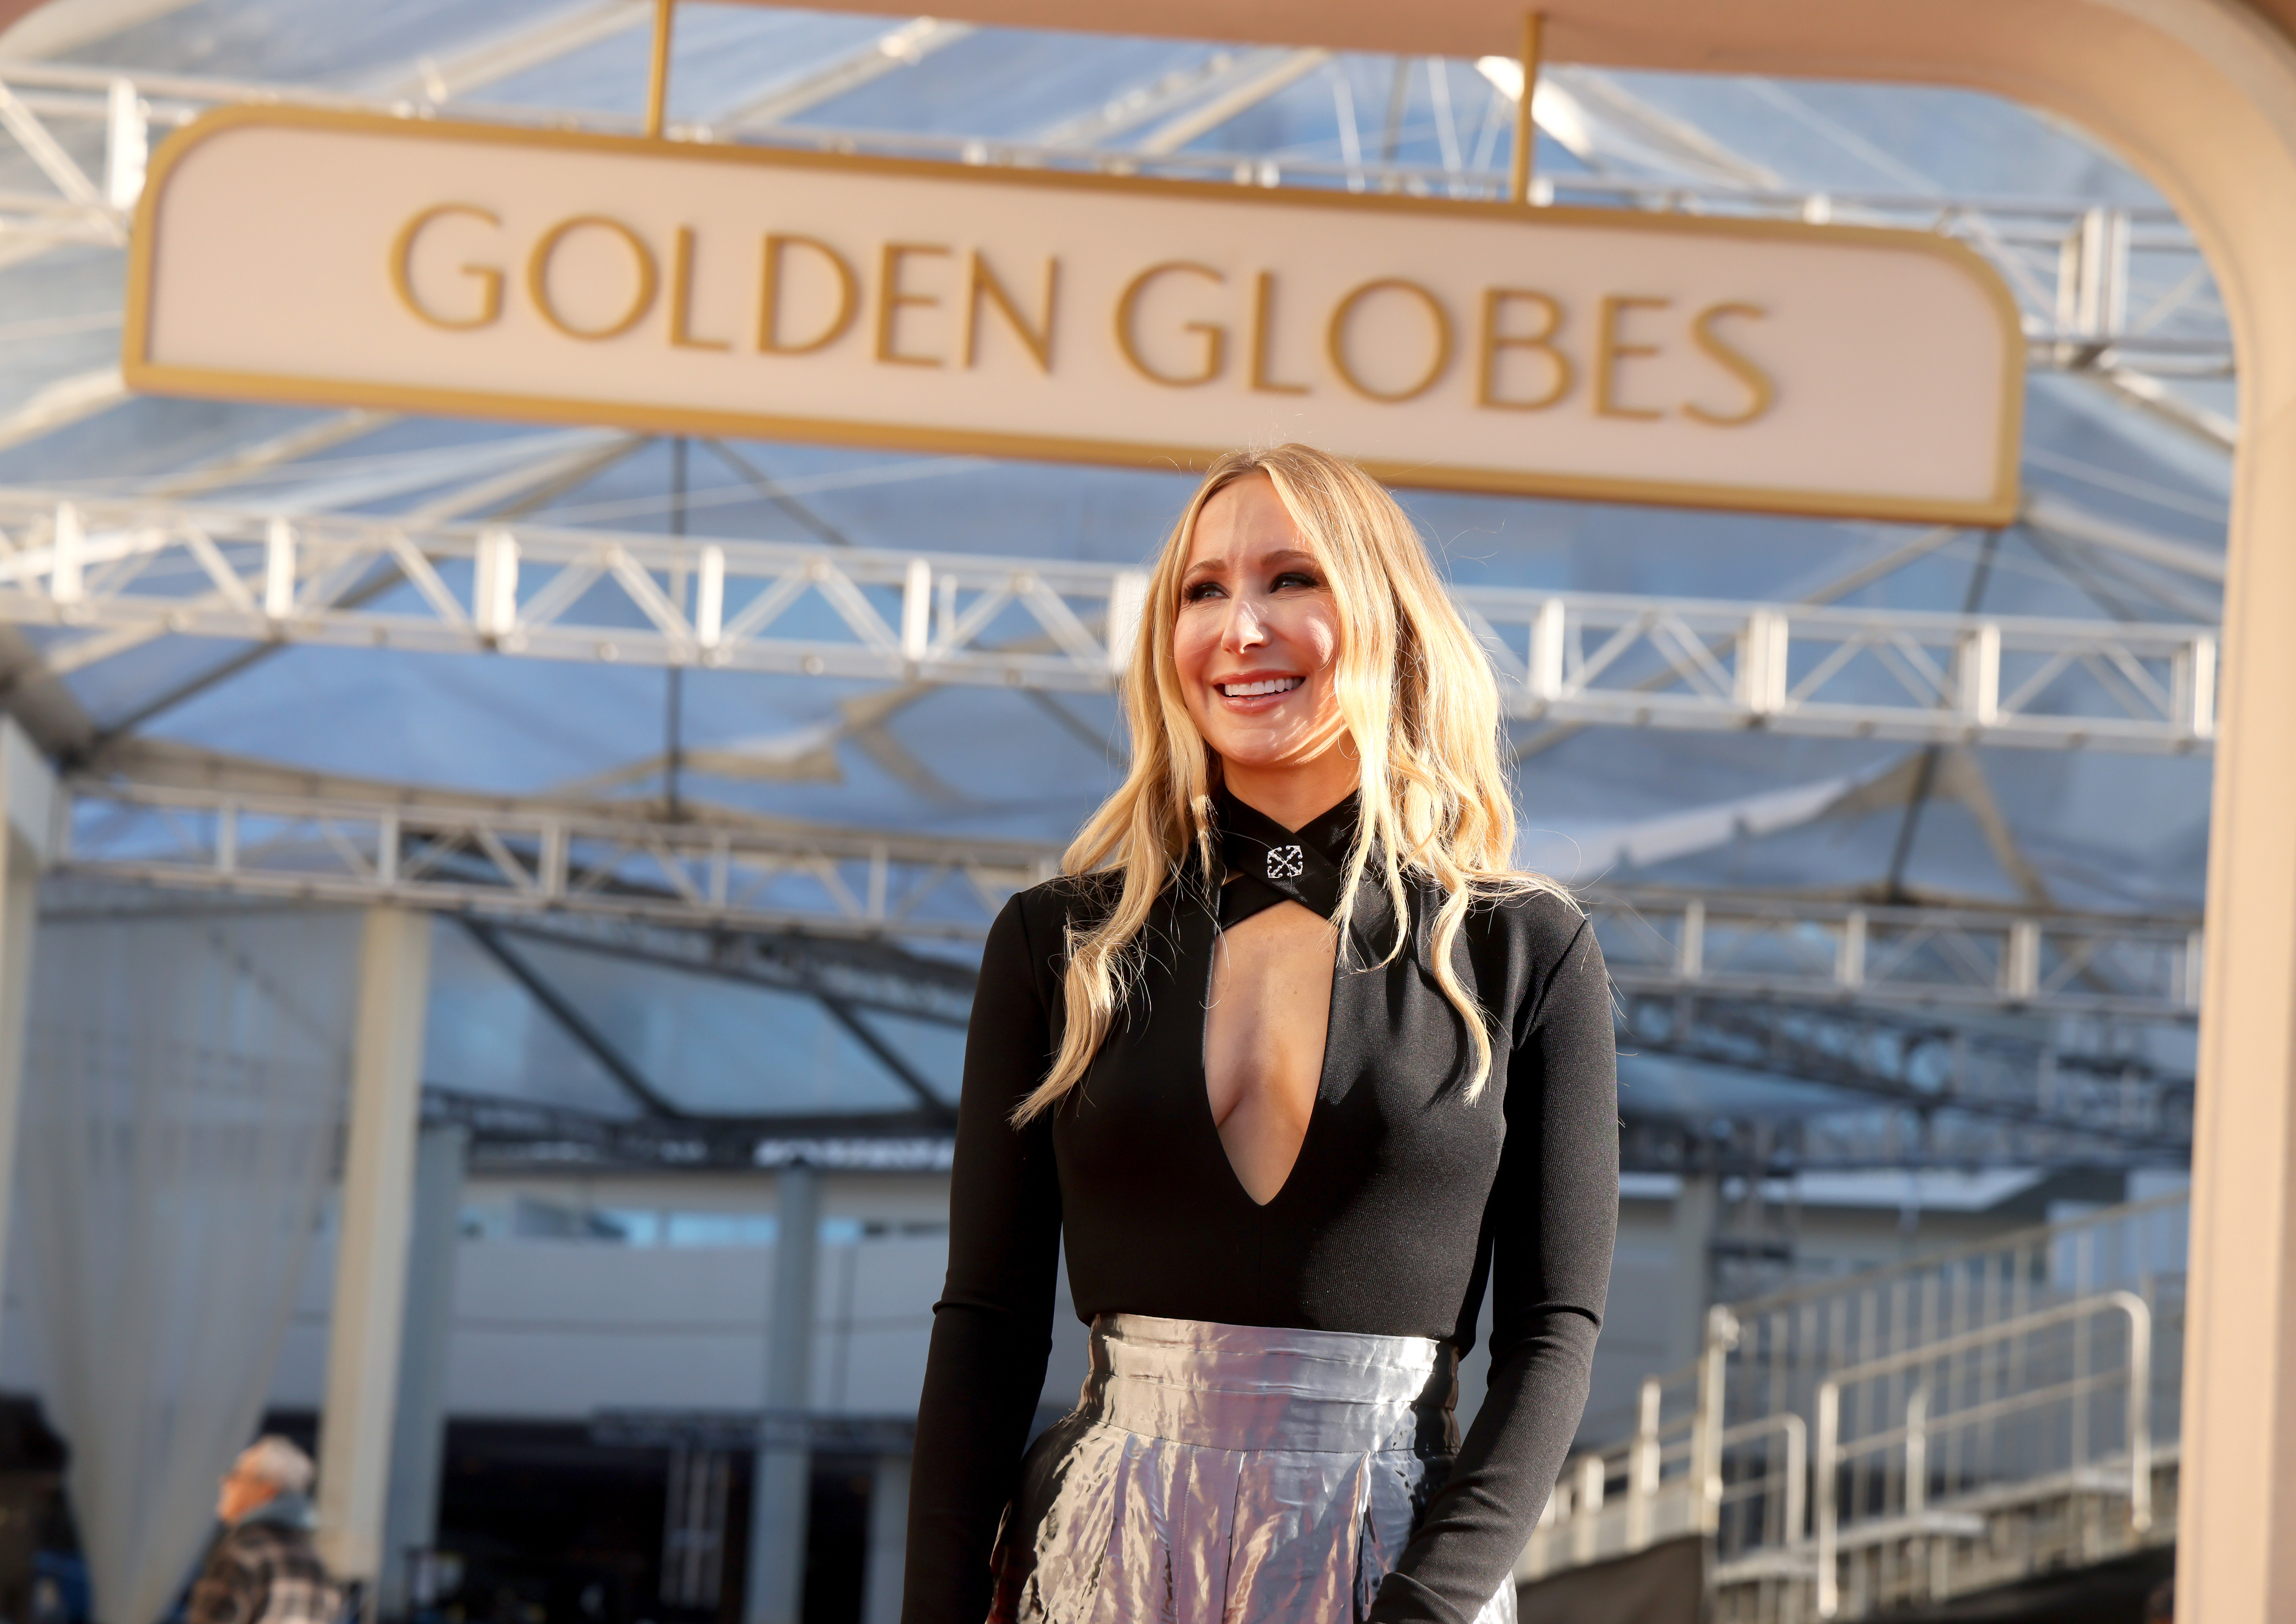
[126,107,2024,523]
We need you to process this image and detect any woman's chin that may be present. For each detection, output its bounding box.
[1204,735,1296,773]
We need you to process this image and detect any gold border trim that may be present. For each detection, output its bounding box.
[123,105,2026,527]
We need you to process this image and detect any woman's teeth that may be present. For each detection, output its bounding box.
[1219,677,1303,698]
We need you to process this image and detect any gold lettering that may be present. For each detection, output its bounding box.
[758,234,859,354]
[1250,271,1308,395]
[876,242,952,367]
[1326,279,1453,404]
[1477,288,1571,410]
[526,215,658,342]
[965,251,1058,371]
[1683,302,1776,426]
[1115,262,1228,387]
[670,226,730,352]
[1595,294,1669,419]
[390,204,504,332]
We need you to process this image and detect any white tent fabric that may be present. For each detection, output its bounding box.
[15,908,356,1624]
[1516,768,1881,881]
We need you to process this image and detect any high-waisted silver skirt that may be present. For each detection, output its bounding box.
[987,1314,1517,1624]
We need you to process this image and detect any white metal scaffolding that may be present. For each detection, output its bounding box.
[0,493,2220,752]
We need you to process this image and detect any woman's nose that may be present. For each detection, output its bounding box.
[1221,597,1268,650]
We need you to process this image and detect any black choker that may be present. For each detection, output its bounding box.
[1213,787,1361,928]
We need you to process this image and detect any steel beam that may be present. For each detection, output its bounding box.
[55,774,2204,1021]
[1623,993,2192,1151]
[0,493,2221,752]
[718,17,975,130]
[433,1088,2179,1176]
[375,0,652,104]
[59,774,1057,943]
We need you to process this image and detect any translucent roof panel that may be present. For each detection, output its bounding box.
[503,935,940,1115]
[424,919,642,1119]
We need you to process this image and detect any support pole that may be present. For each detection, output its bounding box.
[744,1162,820,1624]
[0,721,53,1346]
[645,0,676,139]
[378,1122,468,1619]
[316,908,434,1600]
[1667,1172,1719,1374]
[1509,12,1544,205]
[859,1452,909,1624]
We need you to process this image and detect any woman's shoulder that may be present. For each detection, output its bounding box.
[1010,868,1126,922]
[982,871,1132,1004]
[1463,878,1598,965]
[989,869,1128,954]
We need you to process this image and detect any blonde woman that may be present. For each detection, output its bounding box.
[905,445,1619,1624]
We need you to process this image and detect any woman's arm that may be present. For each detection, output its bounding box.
[903,893,1066,1624]
[1372,913,1620,1624]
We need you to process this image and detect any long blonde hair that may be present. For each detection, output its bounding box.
[1013,444,1570,1124]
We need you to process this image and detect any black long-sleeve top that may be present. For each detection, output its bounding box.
[905,791,1620,1624]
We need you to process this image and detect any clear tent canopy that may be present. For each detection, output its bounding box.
[0,0,2227,1157]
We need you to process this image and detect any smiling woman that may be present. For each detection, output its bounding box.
[905,445,1621,1624]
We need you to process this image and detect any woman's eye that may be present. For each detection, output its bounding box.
[1273,571,1320,590]
[1183,581,1226,603]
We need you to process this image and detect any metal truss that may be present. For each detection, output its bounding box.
[439,1085,2175,1178]
[0,55,2228,383]
[500,910,976,1028]
[57,774,2204,1023]
[425,1086,960,1173]
[59,775,1056,942]
[1622,993,2191,1159]
[0,492,2221,752]
[1597,889,2201,1020]
[1618,1110,2179,1176]
[53,775,2197,1170]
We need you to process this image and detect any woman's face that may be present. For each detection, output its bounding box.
[1173,474,1349,783]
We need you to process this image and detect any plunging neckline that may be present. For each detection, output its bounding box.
[1197,890,1344,1209]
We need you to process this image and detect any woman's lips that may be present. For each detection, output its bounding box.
[1208,674,1306,717]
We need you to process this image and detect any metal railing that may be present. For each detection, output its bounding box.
[1522,1193,2188,1619]
[1812,1290,2152,1617]
[1518,1306,1736,1578]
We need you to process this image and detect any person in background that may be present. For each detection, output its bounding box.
[188,1437,342,1624]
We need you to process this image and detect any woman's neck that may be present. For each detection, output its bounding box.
[1220,755,1360,834]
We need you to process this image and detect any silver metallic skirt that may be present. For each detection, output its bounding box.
[987,1314,1517,1624]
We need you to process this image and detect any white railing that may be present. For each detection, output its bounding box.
[1519,1306,1742,1579]
[1812,1290,2153,1618]
[1523,1194,2188,1619]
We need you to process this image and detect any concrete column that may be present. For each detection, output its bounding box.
[0,720,52,1342]
[378,1122,468,1618]
[744,1162,821,1624]
[316,908,433,1594]
[1667,1173,1719,1374]
[859,1453,909,1624]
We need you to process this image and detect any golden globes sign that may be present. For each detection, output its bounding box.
[124,107,2023,523]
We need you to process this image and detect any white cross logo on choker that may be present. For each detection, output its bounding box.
[1266,845,1304,880]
